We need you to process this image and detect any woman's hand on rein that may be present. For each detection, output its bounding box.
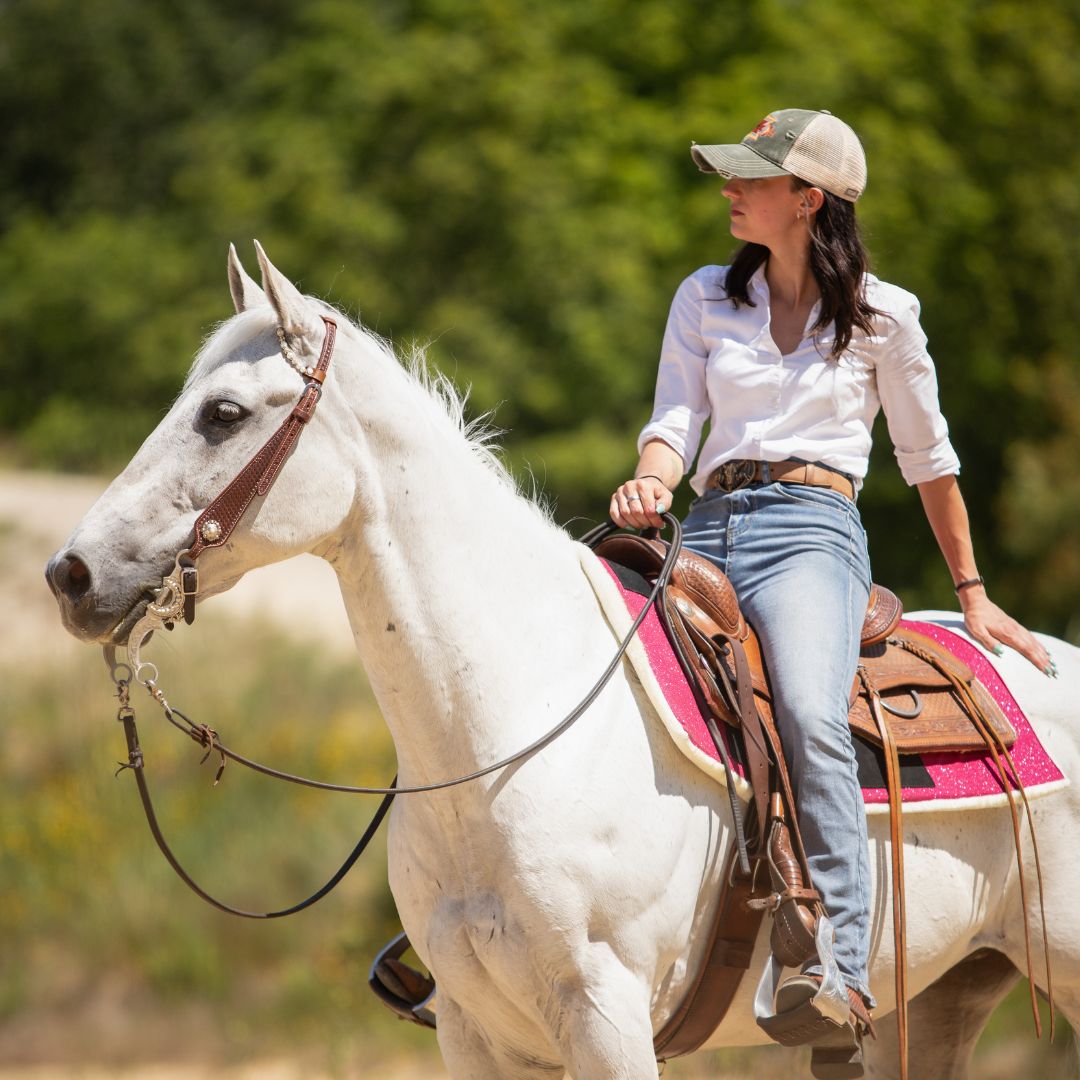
[960,588,1057,678]
[610,477,673,530]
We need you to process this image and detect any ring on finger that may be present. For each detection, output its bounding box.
[627,495,642,503]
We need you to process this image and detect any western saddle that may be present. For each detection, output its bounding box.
[589,532,1048,1078]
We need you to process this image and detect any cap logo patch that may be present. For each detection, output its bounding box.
[745,115,777,141]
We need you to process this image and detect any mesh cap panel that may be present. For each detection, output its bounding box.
[784,113,866,201]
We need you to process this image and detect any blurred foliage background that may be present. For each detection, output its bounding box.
[2,0,1080,1074]
[1,0,1079,635]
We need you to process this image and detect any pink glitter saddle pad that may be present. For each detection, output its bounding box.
[599,559,1065,813]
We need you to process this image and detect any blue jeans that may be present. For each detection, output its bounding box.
[682,477,875,1005]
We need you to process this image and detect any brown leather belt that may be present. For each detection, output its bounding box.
[706,459,855,501]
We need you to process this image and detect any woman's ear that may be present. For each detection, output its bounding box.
[803,186,826,214]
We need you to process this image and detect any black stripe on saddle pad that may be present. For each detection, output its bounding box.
[607,559,653,599]
[852,736,934,791]
[601,556,935,792]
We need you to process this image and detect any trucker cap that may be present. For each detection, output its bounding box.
[691,109,866,202]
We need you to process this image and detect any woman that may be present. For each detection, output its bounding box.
[609,108,1054,1071]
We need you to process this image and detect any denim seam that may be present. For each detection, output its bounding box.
[845,508,874,1004]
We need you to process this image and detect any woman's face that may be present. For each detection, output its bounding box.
[721,175,808,247]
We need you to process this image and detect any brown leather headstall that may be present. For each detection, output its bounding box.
[115,316,337,647]
[179,315,337,622]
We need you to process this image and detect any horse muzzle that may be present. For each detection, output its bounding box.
[45,546,167,644]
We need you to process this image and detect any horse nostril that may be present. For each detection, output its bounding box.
[47,552,93,603]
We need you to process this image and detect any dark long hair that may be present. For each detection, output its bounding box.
[723,179,884,358]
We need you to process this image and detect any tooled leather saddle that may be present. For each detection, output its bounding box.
[591,532,1022,1066]
[594,532,1015,760]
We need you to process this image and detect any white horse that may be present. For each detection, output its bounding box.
[47,244,1080,1079]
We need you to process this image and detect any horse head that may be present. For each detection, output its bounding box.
[45,243,361,644]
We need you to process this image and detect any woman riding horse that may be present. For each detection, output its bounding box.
[609,107,1054,1073]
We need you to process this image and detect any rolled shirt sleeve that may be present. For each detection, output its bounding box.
[875,293,961,485]
[637,273,711,470]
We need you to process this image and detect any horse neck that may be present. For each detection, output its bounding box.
[322,331,602,786]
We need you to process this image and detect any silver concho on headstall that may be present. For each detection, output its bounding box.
[199,519,223,543]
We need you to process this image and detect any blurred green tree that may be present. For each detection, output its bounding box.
[0,0,1077,633]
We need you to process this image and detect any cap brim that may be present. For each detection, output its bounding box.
[690,143,791,179]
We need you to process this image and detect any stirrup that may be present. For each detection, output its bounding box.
[759,973,872,1080]
[368,932,437,1029]
[757,972,850,1045]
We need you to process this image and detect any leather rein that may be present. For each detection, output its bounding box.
[104,314,681,918]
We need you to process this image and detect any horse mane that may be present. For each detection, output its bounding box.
[187,300,557,526]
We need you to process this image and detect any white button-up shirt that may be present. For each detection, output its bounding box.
[638,264,961,495]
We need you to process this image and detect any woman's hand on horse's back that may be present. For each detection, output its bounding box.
[610,477,673,530]
[961,591,1058,678]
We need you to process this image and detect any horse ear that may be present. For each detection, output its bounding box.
[253,240,323,345]
[228,243,265,313]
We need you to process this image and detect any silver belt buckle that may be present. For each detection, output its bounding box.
[714,459,756,492]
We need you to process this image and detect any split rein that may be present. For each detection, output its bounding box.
[101,315,682,918]
[105,519,677,919]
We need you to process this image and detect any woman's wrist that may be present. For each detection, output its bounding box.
[956,580,988,612]
[953,575,986,595]
[635,473,669,487]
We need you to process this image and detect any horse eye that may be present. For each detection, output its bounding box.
[210,400,245,424]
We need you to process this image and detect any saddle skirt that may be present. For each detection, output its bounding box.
[578,539,1066,813]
